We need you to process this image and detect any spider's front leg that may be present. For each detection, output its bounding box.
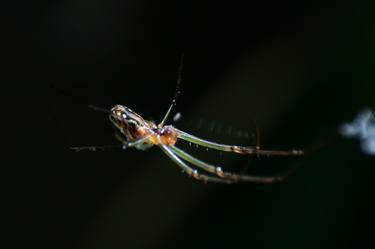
[168,145,289,183]
[160,145,234,184]
[175,128,304,156]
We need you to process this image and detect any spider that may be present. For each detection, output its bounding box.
[72,58,304,184]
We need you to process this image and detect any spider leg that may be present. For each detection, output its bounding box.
[158,54,184,127]
[70,145,122,152]
[169,145,288,183]
[115,133,152,150]
[169,146,223,176]
[71,135,152,152]
[160,145,233,184]
[175,128,303,156]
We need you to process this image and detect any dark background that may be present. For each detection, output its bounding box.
[4,1,375,248]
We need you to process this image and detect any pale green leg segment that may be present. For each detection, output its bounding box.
[175,128,303,156]
[170,145,285,183]
[175,128,237,152]
[160,145,233,184]
[170,146,221,175]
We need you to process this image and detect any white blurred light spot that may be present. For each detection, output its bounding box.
[173,112,182,122]
[339,108,375,155]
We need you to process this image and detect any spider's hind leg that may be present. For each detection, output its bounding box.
[71,132,152,152]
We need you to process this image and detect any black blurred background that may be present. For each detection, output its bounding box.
[3,1,375,248]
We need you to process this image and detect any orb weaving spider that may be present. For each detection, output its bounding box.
[72,60,304,184]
